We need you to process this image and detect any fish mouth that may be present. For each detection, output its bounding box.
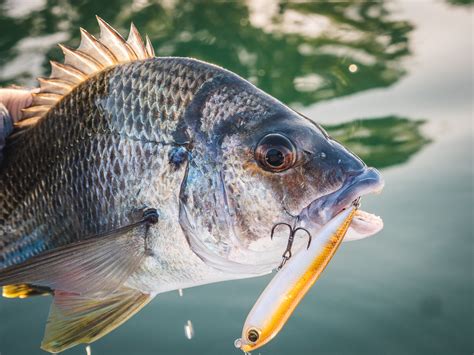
[299,167,385,239]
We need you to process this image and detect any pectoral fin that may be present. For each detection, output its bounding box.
[0,209,158,296]
[0,229,145,296]
[42,287,153,353]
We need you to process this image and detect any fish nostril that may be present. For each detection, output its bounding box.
[326,139,366,175]
[339,152,366,176]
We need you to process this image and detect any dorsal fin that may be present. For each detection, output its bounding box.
[17,16,155,130]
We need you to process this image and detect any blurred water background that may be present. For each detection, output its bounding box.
[0,0,472,354]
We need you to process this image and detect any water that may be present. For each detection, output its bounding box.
[0,1,472,354]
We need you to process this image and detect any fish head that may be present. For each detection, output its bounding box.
[219,107,384,250]
[180,72,384,272]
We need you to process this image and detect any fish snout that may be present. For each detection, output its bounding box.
[301,166,384,228]
[329,139,366,174]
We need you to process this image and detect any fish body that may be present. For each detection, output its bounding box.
[0,18,384,352]
[0,58,238,291]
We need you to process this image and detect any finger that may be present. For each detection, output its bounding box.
[0,88,35,122]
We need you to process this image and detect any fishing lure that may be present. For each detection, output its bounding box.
[235,205,357,353]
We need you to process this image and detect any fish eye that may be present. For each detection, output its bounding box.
[246,328,260,343]
[255,133,296,172]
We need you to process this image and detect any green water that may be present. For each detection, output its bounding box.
[0,1,472,354]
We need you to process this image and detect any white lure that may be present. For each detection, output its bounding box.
[235,206,357,352]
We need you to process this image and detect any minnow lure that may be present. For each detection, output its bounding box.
[235,205,357,352]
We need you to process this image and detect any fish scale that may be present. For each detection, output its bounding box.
[0,58,220,268]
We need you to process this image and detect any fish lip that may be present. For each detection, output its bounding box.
[299,167,384,226]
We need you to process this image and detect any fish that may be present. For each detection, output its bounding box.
[236,205,357,353]
[0,17,384,352]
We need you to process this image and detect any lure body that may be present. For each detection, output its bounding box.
[236,206,357,352]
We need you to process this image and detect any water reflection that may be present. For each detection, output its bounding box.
[0,0,412,105]
[326,116,431,169]
[446,0,474,6]
[0,0,429,169]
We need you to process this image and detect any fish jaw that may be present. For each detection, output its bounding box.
[298,167,385,238]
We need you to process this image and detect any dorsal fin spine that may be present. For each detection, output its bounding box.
[127,23,147,59]
[32,93,62,106]
[78,28,117,66]
[15,117,41,128]
[49,61,86,83]
[21,105,50,118]
[58,44,104,75]
[38,78,74,96]
[96,16,137,62]
[145,35,155,57]
[17,17,156,129]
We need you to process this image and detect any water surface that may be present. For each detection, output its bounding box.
[0,1,472,354]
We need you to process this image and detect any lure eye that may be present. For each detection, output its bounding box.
[255,133,296,172]
[246,328,260,343]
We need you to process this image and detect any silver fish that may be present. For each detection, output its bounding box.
[0,17,384,352]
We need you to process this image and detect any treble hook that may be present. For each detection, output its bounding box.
[270,222,313,270]
[270,222,293,240]
[293,227,312,249]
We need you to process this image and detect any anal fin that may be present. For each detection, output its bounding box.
[42,287,153,353]
[2,284,52,298]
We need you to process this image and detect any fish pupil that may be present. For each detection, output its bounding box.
[255,133,296,172]
[266,148,284,167]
